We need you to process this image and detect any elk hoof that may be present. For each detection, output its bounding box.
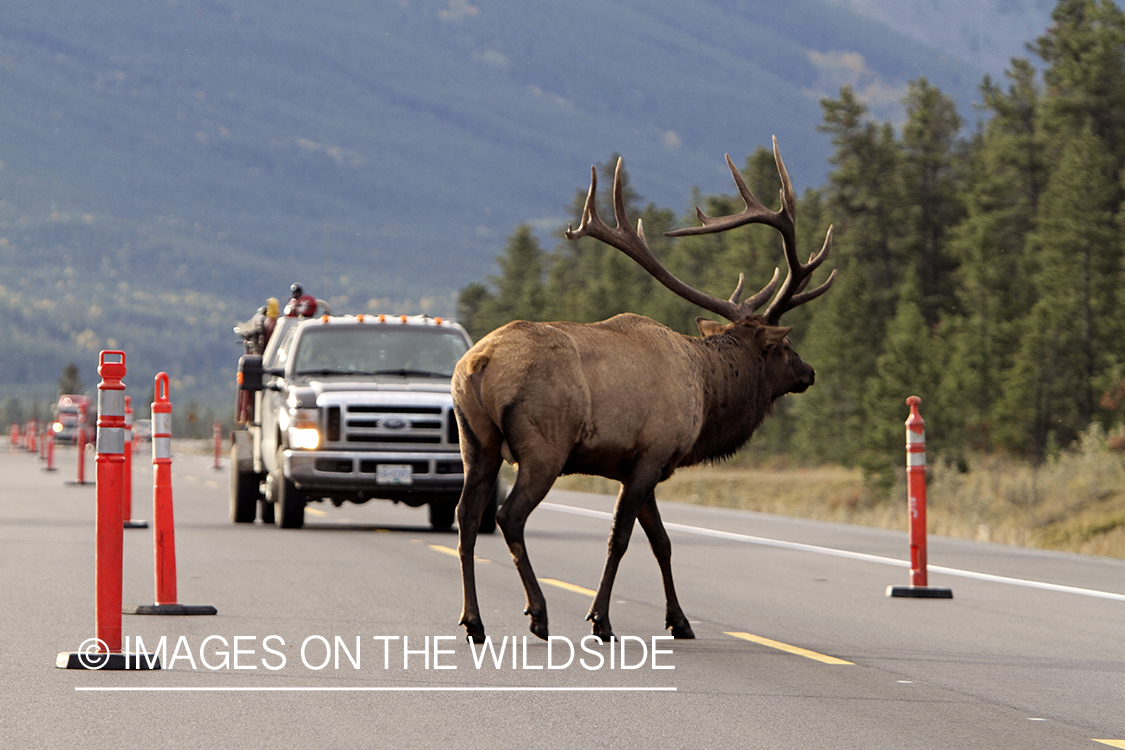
[524,606,549,640]
[669,619,696,639]
[586,613,615,641]
[460,615,486,644]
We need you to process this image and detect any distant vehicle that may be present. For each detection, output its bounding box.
[132,418,152,442]
[231,313,500,531]
[52,395,91,444]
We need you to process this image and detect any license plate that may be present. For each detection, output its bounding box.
[376,464,413,486]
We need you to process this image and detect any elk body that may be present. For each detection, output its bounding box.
[453,138,835,643]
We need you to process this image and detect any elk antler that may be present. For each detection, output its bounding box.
[666,136,836,325]
[565,158,778,323]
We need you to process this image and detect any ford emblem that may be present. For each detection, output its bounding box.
[380,417,409,430]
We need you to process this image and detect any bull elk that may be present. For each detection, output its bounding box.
[452,137,835,643]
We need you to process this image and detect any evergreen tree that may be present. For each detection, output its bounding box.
[790,87,904,464]
[455,225,546,339]
[994,122,1121,459]
[456,282,491,340]
[899,78,966,323]
[861,267,942,484]
[817,85,906,315]
[943,59,1045,448]
[57,362,83,396]
[1034,0,1125,194]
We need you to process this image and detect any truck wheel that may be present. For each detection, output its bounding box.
[273,449,305,529]
[428,497,457,531]
[230,445,261,523]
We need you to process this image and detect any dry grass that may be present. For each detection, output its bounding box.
[550,426,1125,560]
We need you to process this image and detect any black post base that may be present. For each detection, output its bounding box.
[123,603,218,616]
[886,585,954,599]
[56,651,162,670]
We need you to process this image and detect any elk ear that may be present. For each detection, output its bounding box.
[756,325,793,350]
[695,317,727,337]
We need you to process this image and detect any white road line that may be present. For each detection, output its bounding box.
[76,686,676,693]
[540,502,1125,603]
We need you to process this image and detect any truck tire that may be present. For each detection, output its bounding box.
[273,448,305,529]
[429,497,457,531]
[260,497,275,525]
[230,445,262,523]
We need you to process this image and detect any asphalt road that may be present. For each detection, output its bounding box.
[2,444,1124,749]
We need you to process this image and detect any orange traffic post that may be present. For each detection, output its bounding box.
[212,420,222,470]
[57,351,159,669]
[122,396,148,529]
[124,373,216,617]
[43,429,56,472]
[887,396,953,599]
[69,403,90,486]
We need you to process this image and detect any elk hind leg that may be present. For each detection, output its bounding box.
[637,493,694,638]
[498,457,564,641]
[456,423,503,644]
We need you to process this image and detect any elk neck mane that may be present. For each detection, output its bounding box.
[678,322,777,467]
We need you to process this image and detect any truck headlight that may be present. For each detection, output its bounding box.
[287,408,321,450]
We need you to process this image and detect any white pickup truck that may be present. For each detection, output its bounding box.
[230,313,497,531]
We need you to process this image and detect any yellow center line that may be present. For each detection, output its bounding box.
[305,507,327,517]
[1094,741,1125,748]
[725,631,853,665]
[429,544,490,563]
[540,578,597,597]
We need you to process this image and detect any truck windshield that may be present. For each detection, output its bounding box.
[291,326,470,378]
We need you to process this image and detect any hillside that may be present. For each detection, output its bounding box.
[829,0,1056,78]
[0,0,1035,407]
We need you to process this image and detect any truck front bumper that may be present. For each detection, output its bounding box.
[284,449,465,496]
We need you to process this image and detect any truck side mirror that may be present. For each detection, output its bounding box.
[238,355,264,392]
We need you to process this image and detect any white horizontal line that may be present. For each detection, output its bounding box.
[76,686,675,692]
[540,502,1125,603]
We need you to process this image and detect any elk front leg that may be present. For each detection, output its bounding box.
[636,493,694,638]
[586,475,656,640]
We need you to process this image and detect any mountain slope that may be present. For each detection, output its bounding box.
[0,0,1005,405]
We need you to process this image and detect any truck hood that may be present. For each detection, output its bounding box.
[304,378,453,397]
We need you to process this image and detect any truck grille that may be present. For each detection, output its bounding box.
[334,404,453,447]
